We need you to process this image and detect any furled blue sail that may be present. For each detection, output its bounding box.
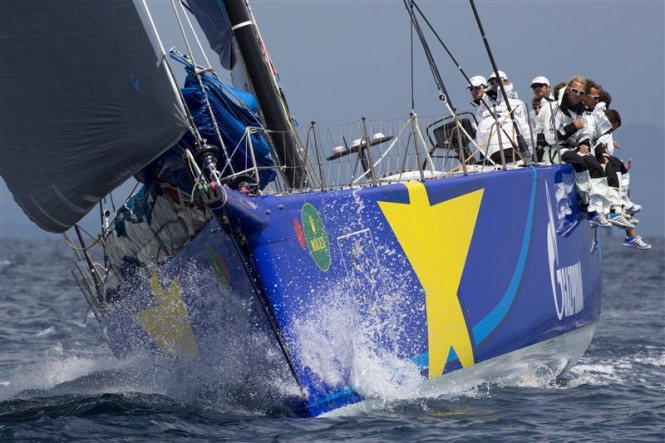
[186,0,251,92]
[170,52,277,188]
[187,0,237,70]
[0,0,188,232]
[134,52,276,193]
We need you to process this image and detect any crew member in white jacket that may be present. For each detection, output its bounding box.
[530,76,558,162]
[474,70,533,164]
[467,75,493,127]
[553,75,633,230]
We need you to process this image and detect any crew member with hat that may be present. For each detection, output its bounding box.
[530,75,557,162]
[475,70,533,163]
[530,75,552,104]
[487,70,518,100]
[466,75,493,129]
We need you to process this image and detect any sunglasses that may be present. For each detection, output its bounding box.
[469,86,484,91]
[586,94,600,100]
[568,88,585,96]
[488,78,501,84]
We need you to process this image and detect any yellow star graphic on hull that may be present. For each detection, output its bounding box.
[136,274,201,361]
[378,182,484,378]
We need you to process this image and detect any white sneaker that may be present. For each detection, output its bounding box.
[608,213,635,229]
[589,213,611,228]
[625,202,642,215]
[623,235,651,250]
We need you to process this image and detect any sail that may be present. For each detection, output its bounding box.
[0,0,188,233]
[187,0,237,70]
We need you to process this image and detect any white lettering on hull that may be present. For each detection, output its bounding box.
[554,261,584,320]
[545,182,585,321]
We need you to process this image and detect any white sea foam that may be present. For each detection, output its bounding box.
[0,353,117,402]
[356,344,665,400]
[34,326,56,337]
[564,347,665,390]
[291,284,488,416]
[42,356,107,388]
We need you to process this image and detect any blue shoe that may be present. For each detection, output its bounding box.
[623,235,651,250]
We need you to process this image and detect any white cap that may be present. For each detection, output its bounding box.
[487,70,508,82]
[530,76,550,87]
[467,75,487,89]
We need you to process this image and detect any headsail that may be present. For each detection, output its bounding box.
[185,0,253,92]
[186,0,237,71]
[0,0,188,233]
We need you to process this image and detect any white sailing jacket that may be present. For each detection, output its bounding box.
[475,96,532,160]
[549,87,593,150]
[536,96,557,140]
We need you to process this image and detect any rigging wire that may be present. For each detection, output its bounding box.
[409,1,415,111]
[177,0,213,69]
[402,0,468,174]
[468,0,532,163]
[139,0,210,166]
[402,0,450,107]
[167,1,233,185]
[408,1,492,113]
[408,0,519,168]
[169,0,199,69]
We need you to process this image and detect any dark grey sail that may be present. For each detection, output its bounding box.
[0,0,188,232]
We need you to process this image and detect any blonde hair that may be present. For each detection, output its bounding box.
[567,75,587,88]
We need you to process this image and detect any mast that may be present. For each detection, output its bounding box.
[222,0,307,189]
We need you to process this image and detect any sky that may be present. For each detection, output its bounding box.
[1,0,663,238]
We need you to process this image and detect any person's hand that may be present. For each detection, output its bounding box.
[573,118,584,130]
[625,158,632,170]
[613,141,621,150]
[578,144,590,155]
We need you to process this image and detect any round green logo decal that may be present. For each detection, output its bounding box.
[301,203,331,271]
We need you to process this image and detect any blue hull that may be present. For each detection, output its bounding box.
[103,164,602,416]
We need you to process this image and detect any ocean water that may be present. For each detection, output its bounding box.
[0,236,663,442]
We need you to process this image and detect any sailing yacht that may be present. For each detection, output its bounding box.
[0,0,602,416]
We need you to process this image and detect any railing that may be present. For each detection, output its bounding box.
[68,112,534,308]
[234,113,530,193]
